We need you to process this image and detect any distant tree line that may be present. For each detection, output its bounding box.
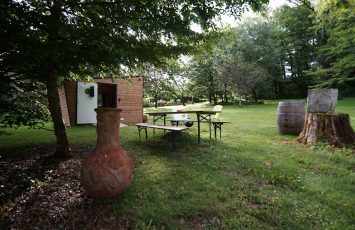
[144,0,355,105]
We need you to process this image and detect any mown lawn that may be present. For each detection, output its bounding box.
[1,98,354,229]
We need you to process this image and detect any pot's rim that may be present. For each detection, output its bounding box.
[95,108,122,113]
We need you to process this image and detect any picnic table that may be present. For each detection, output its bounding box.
[144,110,221,144]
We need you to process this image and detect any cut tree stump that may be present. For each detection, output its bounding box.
[298,113,355,147]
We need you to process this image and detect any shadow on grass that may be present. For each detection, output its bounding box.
[0,130,12,136]
[1,129,354,229]
[120,130,355,228]
[118,132,285,228]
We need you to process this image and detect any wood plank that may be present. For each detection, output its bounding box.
[145,110,220,116]
[135,123,188,131]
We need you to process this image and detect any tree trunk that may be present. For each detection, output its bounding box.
[273,79,279,99]
[220,92,224,103]
[46,75,71,157]
[224,84,228,103]
[252,88,258,102]
[181,95,185,106]
[153,94,158,108]
[298,113,355,147]
[46,0,70,158]
[213,97,217,105]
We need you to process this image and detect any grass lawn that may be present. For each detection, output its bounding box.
[1,98,354,229]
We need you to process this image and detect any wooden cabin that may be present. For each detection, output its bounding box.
[58,77,143,126]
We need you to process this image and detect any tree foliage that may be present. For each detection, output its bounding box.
[0,75,50,128]
[217,52,265,105]
[1,0,268,157]
[273,3,316,97]
[173,0,354,105]
[230,17,284,98]
[189,58,220,104]
[143,66,174,108]
[310,0,355,91]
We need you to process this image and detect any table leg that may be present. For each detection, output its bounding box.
[163,114,166,133]
[138,126,147,141]
[214,123,217,139]
[197,114,201,144]
[153,115,156,136]
[171,131,176,151]
[209,115,211,140]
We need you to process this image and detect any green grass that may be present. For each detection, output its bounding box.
[1,98,355,229]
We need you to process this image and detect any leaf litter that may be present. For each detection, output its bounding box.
[0,146,132,229]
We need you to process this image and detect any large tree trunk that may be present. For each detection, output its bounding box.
[46,75,71,157]
[298,113,355,147]
[46,0,70,158]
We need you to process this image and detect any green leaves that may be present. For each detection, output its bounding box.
[0,75,50,128]
[1,0,269,80]
[310,0,355,89]
[273,4,316,97]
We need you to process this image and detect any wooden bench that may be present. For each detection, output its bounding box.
[135,123,189,150]
[212,121,230,139]
[168,119,230,140]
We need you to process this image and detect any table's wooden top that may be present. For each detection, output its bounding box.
[145,110,221,116]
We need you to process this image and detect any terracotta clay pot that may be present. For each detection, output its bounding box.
[81,108,134,199]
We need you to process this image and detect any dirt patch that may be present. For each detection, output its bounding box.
[0,146,132,229]
[181,212,220,229]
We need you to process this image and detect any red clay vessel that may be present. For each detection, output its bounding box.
[81,108,134,198]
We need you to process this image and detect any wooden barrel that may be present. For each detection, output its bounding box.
[277,102,305,135]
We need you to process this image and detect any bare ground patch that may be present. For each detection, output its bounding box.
[0,146,132,229]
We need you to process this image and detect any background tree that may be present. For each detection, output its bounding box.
[309,0,355,93]
[1,0,268,158]
[143,66,174,108]
[229,17,284,99]
[273,3,316,97]
[217,53,265,106]
[188,58,220,104]
[187,31,232,104]
[166,60,193,106]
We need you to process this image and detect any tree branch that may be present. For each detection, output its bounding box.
[287,0,315,11]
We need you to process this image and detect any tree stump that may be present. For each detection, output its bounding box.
[298,113,355,147]
[307,88,338,113]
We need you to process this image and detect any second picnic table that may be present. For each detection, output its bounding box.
[144,110,221,144]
